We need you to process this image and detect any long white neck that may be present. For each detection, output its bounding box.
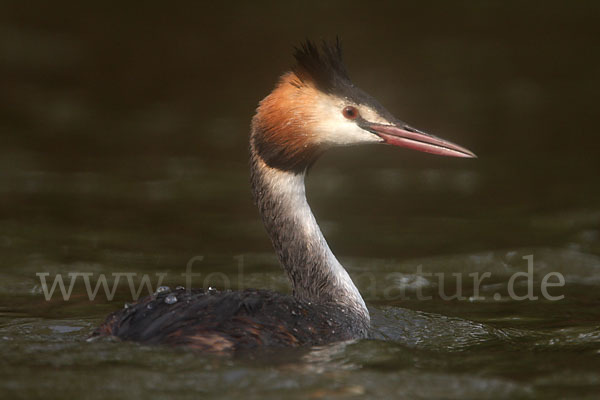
[250,152,369,323]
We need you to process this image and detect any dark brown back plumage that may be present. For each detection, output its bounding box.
[92,288,368,352]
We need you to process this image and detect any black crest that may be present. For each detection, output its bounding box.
[292,38,352,92]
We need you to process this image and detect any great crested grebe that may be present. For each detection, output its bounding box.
[92,39,475,351]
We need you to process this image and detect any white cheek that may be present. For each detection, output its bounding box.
[317,118,382,146]
[313,99,383,146]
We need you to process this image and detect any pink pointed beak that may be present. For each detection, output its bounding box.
[369,123,476,158]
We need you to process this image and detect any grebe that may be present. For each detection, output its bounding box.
[92,39,475,351]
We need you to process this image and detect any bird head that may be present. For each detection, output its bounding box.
[251,39,475,172]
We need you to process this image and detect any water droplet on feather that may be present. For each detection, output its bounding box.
[164,293,178,304]
[155,286,171,294]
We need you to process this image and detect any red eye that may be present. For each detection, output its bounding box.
[342,106,359,120]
